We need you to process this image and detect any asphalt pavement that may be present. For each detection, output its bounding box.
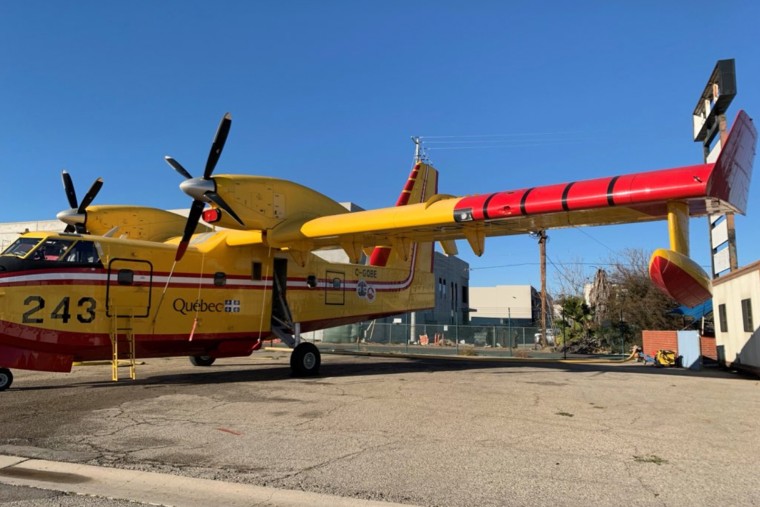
[0,350,758,506]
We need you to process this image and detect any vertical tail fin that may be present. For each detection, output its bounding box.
[369,162,438,268]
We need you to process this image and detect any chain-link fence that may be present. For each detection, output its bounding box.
[310,321,560,357]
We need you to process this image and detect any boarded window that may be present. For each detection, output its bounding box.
[741,298,754,332]
[718,304,728,333]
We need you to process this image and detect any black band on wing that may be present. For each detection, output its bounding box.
[482,193,496,220]
[606,176,619,207]
[561,182,575,212]
[520,188,534,215]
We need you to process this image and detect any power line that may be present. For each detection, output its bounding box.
[426,139,580,150]
[569,226,617,254]
[419,130,591,140]
[415,130,593,154]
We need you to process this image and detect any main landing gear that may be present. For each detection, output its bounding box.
[290,342,321,377]
[187,341,321,377]
[272,322,322,377]
[0,368,13,391]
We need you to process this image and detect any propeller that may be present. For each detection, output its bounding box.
[56,170,104,233]
[165,112,244,261]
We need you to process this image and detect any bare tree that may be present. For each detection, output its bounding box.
[588,268,610,325]
[604,248,682,339]
[550,257,592,298]
[553,249,685,353]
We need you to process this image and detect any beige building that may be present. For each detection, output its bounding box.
[712,260,760,375]
[0,220,61,251]
[468,284,539,327]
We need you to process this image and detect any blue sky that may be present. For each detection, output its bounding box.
[1,1,759,293]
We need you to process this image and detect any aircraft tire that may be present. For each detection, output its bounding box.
[189,355,216,367]
[0,368,13,391]
[290,342,321,377]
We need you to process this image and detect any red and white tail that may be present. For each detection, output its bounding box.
[368,162,438,270]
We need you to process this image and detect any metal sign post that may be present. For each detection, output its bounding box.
[692,59,738,277]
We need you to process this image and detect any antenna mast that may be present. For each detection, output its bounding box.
[411,136,424,163]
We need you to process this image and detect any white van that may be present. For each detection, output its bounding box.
[534,329,555,346]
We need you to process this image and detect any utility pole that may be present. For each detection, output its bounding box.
[537,230,548,348]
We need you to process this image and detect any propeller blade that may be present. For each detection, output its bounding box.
[61,171,78,209]
[64,224,76,233]
[78,178,104,213]
[176,199,205,261]
[165,156,194,180]
[203,113,231,179]
[206,191,245,226]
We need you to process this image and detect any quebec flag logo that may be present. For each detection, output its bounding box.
[225,300,241,313]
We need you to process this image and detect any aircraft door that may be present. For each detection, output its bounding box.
[106,259,153,318]
[271,258,293,330]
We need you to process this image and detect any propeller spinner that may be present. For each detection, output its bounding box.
[165,112,244,261]
[56,170,104,233]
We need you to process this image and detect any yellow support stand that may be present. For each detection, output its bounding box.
[110,311,136,381]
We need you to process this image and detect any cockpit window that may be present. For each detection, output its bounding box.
[2,237,42,257]
[32,239,74,261]
[62,240,100,264]
[2,237,101,265]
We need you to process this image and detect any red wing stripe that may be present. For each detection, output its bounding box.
[450,111,757,223]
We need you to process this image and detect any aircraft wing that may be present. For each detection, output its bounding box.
[272,110,756,257]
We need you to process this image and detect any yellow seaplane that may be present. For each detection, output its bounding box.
[0,111,756,390]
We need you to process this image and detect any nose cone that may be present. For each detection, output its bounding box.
[179,177,215,202]
[56,208,85,227]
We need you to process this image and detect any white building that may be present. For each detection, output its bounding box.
[711,260,760,375]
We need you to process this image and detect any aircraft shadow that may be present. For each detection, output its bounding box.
[10,353,749,392]
[119,353,749,387]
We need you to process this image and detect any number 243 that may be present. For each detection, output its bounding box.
[22,296,96,324]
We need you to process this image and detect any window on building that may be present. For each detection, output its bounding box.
[741,298,754,332]
[718,304,728,333]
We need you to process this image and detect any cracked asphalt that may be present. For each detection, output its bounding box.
[1,350,759,506]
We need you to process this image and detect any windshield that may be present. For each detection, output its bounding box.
[2,237,42,257]
[1,237,102,266]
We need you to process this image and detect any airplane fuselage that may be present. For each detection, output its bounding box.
[0,231,434,373]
